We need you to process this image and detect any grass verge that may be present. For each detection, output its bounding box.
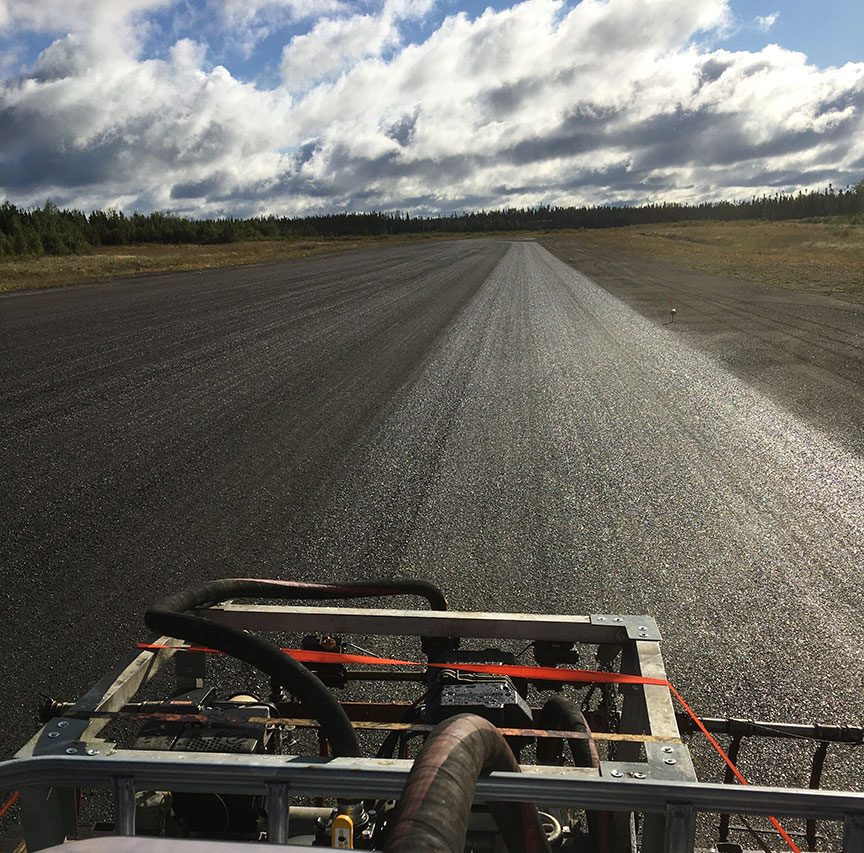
[565,220,864,303]
[2,221,863,303]
[0,233,464,293]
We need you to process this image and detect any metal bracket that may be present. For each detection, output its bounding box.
[600,759,691,783]
[32,719,91,756]
[37,740,115,757]
[591,615,662,642]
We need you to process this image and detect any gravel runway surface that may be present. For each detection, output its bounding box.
[2,238,863,823]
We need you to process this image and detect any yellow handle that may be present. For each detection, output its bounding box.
[332,813,354,849]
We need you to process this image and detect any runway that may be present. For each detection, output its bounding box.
[2,239,862,811]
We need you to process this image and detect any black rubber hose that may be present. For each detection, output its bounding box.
[383,714,551,853]
[537,695,610,853]
[537,694,600,769]
[145,578,448,758]
[152,577,448,615]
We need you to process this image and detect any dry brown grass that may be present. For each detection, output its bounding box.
[4,221,863,302]
[0,234,452,293]
[567,220,864,303]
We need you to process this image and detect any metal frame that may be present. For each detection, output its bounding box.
[4,753,864,849]
[6,602,863,852]
[199,603,662,642]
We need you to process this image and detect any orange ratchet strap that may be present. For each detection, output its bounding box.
[137,643,800,852]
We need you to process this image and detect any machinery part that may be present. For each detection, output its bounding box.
[533,641,580,668]
[383,713,551,853]
[146,578,448,758]
[316,801,370,846]
[332,811,354,848]
[301,634,348,689]
[538,694,611,853]
[536,811,563,845]
[132,690,274,838]
[424,649,533,730]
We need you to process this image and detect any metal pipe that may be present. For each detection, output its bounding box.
[266,782,290,844]
[663,803,695,853]
[111,776,136,837]
[676,715,864,743]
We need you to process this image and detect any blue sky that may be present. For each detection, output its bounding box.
[722,0,863,68]
[1,0,862,216]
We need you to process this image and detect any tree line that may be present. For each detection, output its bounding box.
[1,181,862,257]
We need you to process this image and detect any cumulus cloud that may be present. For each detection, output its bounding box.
[280,13,401,89]
[280,0,436,90]
[0,0,862,217]
[214,0,349,56]
[0,0,173,58]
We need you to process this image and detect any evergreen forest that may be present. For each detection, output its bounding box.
[1,181,862,258]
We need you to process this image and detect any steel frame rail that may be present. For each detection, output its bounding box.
[3,752,864,851]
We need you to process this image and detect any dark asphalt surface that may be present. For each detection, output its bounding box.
[2,239,863,810]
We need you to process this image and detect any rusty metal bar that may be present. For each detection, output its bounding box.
[260,716,680,743]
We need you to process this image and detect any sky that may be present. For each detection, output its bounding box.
[0,0,862,218]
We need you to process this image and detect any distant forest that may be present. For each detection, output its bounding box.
[1,181,862,257]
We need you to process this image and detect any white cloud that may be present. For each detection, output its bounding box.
[214,0,349,56]
[280,0,438,90]
[0,0,174,54]
[754,11,779,32]
[0,0,862,217]
[280,13,401,89]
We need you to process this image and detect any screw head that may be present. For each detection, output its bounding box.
[597,616,606,621]
[633,772,646,779]
[65,747,78,755]
[57,720,70,728]
[86,748,98,756]
[664,758,677,765]
[662,746,674,753]
[610,769,624,778]
[47,731,60,738]
[613,617,622,622]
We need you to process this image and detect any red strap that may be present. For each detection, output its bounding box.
[136,643,800,852]
[667,684,800,851]
[136,644,667,685]
[0,791,18,820]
